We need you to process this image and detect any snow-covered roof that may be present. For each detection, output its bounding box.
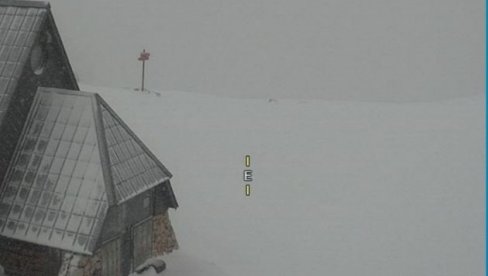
[0,0,78,185]
[0,87,176,254]
[0,2,48,124]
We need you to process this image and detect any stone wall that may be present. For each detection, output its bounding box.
[58,252,102,276]
[1,212,177,276]
[0,238,60,276]
[58,211,177,276]
[152,211,179,256]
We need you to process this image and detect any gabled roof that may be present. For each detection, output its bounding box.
[0,2,47,122]
[97,96,173,203]
[0,1,49,8]
[0,87,175,254]
[0,0,78,125]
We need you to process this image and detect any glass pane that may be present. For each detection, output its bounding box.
[61,159,76,176]
[29,155,42,171]
[32,208,46,224]
[36,106,49,121]
[27,189,41,205]
[9,204,22,219]
[34,173,47,189]
[67,215,81,232]
[66,178,82,196]
[73,127,88,144]
[36,139,48,153]
[78,217,93,235]
[50,157,64,174]
[75,234,89,249]
[73,161,88,178]
[55,211,69,230]
[54,176,69,194]
[45,106,60,122]
[84,200,99,217]
[21,205,34,221]
[62,231,76,247]
[49,193,63,210]
[44,174,58,191]
[51,123,65,140]
[67,142,82,160]
[16,222,27,235]
[72,199,86,215]
[56,141,71,157]
[29,120,43,136]
[3,185,18,202]
[62,125,76,141]
[38,191,53,207]
[0,90,110,254]
[43,210,57,227]
[57,107,71,124]
[40,122,55,138]
[27,224,40,238]
[51,229,63,244]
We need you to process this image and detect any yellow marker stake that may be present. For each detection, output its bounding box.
[245,155,251,167]
[245,184,251,196]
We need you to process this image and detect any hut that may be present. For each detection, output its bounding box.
[0,1,179,275]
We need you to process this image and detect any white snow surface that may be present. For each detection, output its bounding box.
[81,84,484,276]
[50,0,483,101]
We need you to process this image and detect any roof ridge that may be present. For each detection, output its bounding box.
[96,95,173,179]
[0,0,50,8]
[95,95,176,206]
[38,87,96,97]
[92,94,117,206]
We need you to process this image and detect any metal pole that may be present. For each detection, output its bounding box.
[141,60,145,92]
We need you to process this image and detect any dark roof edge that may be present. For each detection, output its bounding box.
[114,178,178,209]
[45,8,79,91]
[0,0,50,8]
[96,95,174,179]
[37,86,95,97]
[95,94,177,207]
[92,94,117,206]
[115,176,171,205]
[164,180,179,209]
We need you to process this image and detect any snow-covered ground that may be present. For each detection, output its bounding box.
[51,0,483,102]
[81,84,484,276]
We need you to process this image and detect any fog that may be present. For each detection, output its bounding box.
[48,0,483,101]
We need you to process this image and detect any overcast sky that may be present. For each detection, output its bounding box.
[48,0,484,101]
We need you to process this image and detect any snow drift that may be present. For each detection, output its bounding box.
[81,84,484,276]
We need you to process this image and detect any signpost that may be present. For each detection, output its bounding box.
[138,49,150,92]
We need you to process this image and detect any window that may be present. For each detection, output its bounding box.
[30,32,52,75]
[132,218,153,268]
[100,238,121,276]
[30,43,47,75]
[143,195,150,209]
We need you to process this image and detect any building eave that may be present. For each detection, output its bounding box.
[0,0,50,8]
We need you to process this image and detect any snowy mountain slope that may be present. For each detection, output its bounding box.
[50,0,483,101]
[81,84,484,276]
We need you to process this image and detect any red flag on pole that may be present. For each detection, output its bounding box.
[138,49,150,61]
[138,49,150,92]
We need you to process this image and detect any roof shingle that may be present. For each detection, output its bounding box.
[0,4,47,124]
[0,89,108,254]
[0,87,175,254]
